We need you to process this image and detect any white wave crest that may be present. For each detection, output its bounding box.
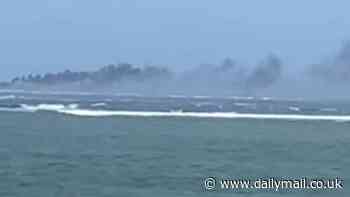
[67,104,79,109]
[288,106,300,112]
[56,109,350,121]
[261,97,272,101]
[1,104,350,122]
[18,104,78,112]
[168,95,187,98]
[20,104,66,111]
[234,102,257,107]
[229,96,254,100]
[91,103,107,107]
[192,95,213,99]
[0,95,16,100]
[320,108,338,112]
[0,107,34,113]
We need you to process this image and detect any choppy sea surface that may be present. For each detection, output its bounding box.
[0,91,349,196]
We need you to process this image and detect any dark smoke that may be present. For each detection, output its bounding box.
[246,54,283,89]
[309,41,350,82]
[3,41,350,98]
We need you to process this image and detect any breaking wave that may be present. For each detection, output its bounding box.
[288,106,300,112]
[91,103,107,107]
[320,108,338,112]
[20,104,78,111]
[234,102,257,107]
[56,110,350,121]
[0,95,16,100]
[0,101,349,122]
[0,103,349,122]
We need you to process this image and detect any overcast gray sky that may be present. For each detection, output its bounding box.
[1,0,349,80]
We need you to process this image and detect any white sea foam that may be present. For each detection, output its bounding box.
[288,106,300,112]
[1,103,350,122]
[192,96,213,99]
[229,96,254,100]
[91,103,107,107]
[0,95,16,100]
[19,103,78,112]
[168,95,187,98]
[0,107,34,113]
[169,95,213,99]
[67,104,79,109]
[55,109,350,121]
[261,97,273,101]
[234,102,256,107]
[0,104,72,113]
[320,108,338,112]
[192,102,223,109]
[193,102,215,107]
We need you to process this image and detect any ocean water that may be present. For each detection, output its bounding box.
[0,91,349,196]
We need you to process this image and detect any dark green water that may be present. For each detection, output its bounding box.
[0,111,349,196]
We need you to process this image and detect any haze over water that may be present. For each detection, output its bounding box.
[1,1,350,196]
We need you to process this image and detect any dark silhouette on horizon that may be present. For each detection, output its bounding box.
[2,41,350,98]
